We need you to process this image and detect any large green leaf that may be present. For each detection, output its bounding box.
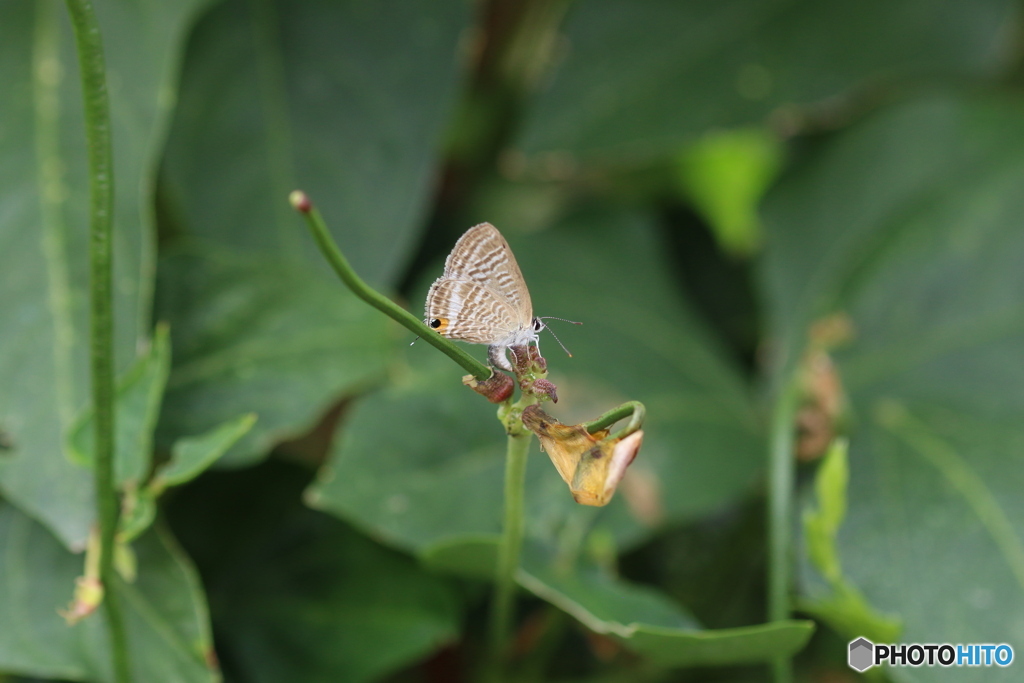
[307,349,515,548]
[0,0,211,550]
[161,0,470,288]
[156,0,470,466]
[423,536,814,668]
[156,248,392,466]
[761,95,1024,682]
[0,501,217,682]
[166,460,462,683]
[517,0,1016,163]
[309,208,763,554]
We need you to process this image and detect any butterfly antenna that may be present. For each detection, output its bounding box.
[542,323,575,358]
[539,316,583,326]
[409,336,420,347]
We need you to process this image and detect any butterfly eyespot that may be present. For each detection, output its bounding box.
[429,318,448,331]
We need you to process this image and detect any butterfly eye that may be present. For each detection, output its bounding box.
[533,318,544,332]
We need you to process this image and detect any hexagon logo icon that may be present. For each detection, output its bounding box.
[849,637,874,672]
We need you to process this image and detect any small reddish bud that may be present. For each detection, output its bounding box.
[289,190,312,213]
[532,354,547,373]
[510,344,531,374]
[532,378,558,403]
[463,371,514,403]
[527,344,544,365]
[510,344,556,402]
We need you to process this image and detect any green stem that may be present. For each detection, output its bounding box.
[61,0,130,680]
[583,400,645,439]
[487,428,532,678]
[768,377,800,683]
[290,191,491,381]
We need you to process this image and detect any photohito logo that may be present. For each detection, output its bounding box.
[848,637,1014,672]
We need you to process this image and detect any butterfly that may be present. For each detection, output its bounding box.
[424,223,575,372]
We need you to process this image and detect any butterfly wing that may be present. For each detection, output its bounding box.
[425,278,520,344]
[442,223,533,325]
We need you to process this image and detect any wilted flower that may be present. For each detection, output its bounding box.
[60,576,103,625]
[521,404,643,506]
[796,313,853,461]
[60,526,110,625]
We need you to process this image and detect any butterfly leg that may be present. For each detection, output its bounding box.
[488,344,513,372]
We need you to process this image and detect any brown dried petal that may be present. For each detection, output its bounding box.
[795,348,847,461]
[521,405,641,506]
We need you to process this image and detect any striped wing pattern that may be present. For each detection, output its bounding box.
[425,278,520,344]
[441,223,532,324]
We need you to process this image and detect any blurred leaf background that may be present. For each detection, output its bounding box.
[2,0,1023,681]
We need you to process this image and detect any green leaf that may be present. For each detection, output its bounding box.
[423,536,815,667]
[156,248,392,466]
[800,439,901,643]
[426,537,699,631]
[306,350,512,550]
[67,325,171,486]
[627,622,815,669]
[161,0,471,289]
[762,94,1024,680]
[420,534,508,581]
[222,520,461,683]
[798,584,901,648]
[677,127,783,257]
[116,413,255,543]
[0,0,213,550]
[0,500,217,682]
[309,209,764,554]
[517,0,1016,162]
[166,459,462,683]
[155,413,258,490]
[118,488,157,544]
[804,438,849,583]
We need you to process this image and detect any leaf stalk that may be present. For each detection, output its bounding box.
[487,427,532,680]
[291,191,491,381]
[62,0,131,679]
[768,376,801,683]
[583,400,645,439]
